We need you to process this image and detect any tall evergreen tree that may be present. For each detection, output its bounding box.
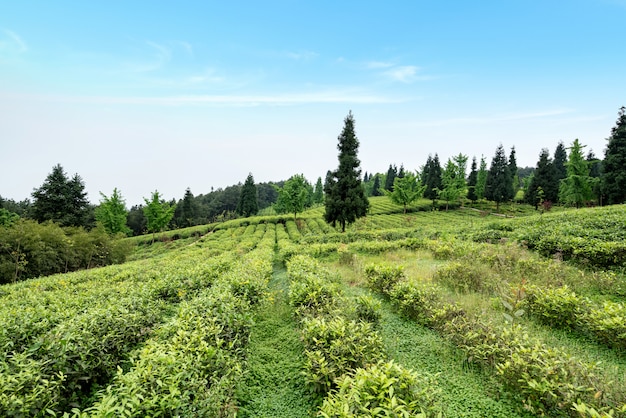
[553,141,568,202]
[371,174,382,197]
[236,173,258,217]
[475,156,488,200]
[31,164,91,227]
[509,146,519,198]
[485,144,513,211]
[384,164,398,191]
[422,154,442,202]
[179,188,196,227]
[602,106,626,204]
[467,156,478,203]
[559,139,594,208]
[313,177,324,204]
[324,111,369,232]
[586,150,602,203]
[397,164,406,179]
[525,149,557,208]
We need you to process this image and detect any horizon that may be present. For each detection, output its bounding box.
[2,1,625,207]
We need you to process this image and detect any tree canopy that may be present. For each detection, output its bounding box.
[602,106,626,204]
[95,188,130,235]
[559,139,594,208]
[237,173,259,217]
[385,171,425,213]
[485,144,513,211]
[275,174,311,220]
[143,191,176,240]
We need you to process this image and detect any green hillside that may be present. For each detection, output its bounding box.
[1,199,625,417]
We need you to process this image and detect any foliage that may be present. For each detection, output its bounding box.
[439,154,467,210]
[475,155,488,201]
[467,156,478,202]
[313,176,325,204]
[526,148,558,207]
[364,263,405,294]
[237,173,259,217]
[384,164,398,192]
[31,164,92,228]
[324,111,369,232]
[95,188,130,235]
[559,139,595,207]
[142,190,176,238]
[0,208,19,227]
[318,361,441,418]
[275,174,312,220]
[602,106,626,204]
[384,171,426,213]
[422,154,442,203]
[485,144,513,210]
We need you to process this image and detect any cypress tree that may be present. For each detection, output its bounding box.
[509,146,518,198]
[371,174,383,196]
[485,144,513,211]
[313,177,324,204]
[553,141,568,202]
[475,156,488,200]
[602,106,626,204]
[525,149,557,208]
[324,111,369,232]
[423,154,442,202]
[237,173,258,217]
[180,188,196,226]
[559,139,593,208]
[384,164,397,191]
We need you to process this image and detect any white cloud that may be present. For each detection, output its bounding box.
[0,29,28,53]
[384,65,421,83]
[286,50,318,60]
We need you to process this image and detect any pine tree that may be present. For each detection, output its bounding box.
[371,174,382,197]
[384,164,397,191]
[485,144,513,211]
[553,141,568,202]
[31,164,91,227]
[422,154,442,202]
[602,106,626,204]
[509,146,519,199]
[237,173,258,217]
[397,164,406,179]
[475,156,488,200]
[180,188,196,226]
[324,111,369,232]
[525,149,557,208]
[467,156,478,203]
[313,177,324,204]
[559,139,594,208]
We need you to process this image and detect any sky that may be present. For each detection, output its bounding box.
[1,1,625,207]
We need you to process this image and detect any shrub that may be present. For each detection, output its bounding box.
[364,263,405,295]
[522,285,589,330]
[433,261,498,294]
[301,317,384,394]
[388,282,442,327]
[581,301,626,350]
[318,361,441,418]
[353,294,382,326]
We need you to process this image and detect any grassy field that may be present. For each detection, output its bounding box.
[1,197,625,417]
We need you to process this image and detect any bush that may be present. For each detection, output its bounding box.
[433,261,498,294]
[301,316,385,394]
[318,361,441,418]
[522,285,589,330]
[388,282,442,327]
[364,263,405,295]
[353,295,382,326]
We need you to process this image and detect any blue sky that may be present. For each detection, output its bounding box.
[1,1,625,206]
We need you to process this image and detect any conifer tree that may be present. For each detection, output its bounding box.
[553,141,568,202]
[384,164,397,191]
[31,164,91,227]
[467,156,478,203]
[422,154,442,202]
[559,139,593,208]
[525,149,557,208]
[602,106,626,204]
[371,174,382,197]
[485,144,513,211]
[324,111,369,232]
[179,188,196,226]
[313,177,324,204]
[509,146,518,198]
[237,173,258,217]
[475,156,488,200]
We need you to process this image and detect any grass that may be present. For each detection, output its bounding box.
[235,263,321,417]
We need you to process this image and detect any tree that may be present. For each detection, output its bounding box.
[586,151,602,204]
[143,191,176,242]
[467,157,478,203]
[509,146,519,198]
[127,205,147,236]
[31,164,91,227]
[324,111,369,232]
[439,154,467,210]
[384,164,397,191]
[602,106,626,204]
[485,144,513,211]
[0,208,19,227]
[179,188,197,227]
[422,154,442,203]
[475,156,488,200]
[95,188,130,235]
[275,174,311,220]
[525,149,557,208]
[385,172,425,213]
[553,141,568,197]
[371,174,383,197]
[559,139,594,208]
[237,173,259,217]
[313,177,324,204]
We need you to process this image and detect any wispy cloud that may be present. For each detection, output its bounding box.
[286,50,318,60]
[384,65,422,83]
[21,90,407,107]
[0,29,28,52]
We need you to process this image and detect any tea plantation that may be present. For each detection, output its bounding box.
[1,197,625,417]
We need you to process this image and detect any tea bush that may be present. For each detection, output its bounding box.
[318,361,441,418]
[364,263,405,294]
